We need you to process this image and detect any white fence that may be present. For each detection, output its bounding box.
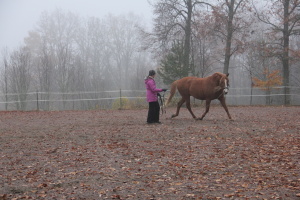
[0,87,299,111]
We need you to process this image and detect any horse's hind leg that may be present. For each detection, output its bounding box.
[219,97,232,120]
[171,98,185,118]
[197,100,211,120]
[186,98,197,119]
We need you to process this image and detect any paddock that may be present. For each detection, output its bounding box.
[0,106,299,199]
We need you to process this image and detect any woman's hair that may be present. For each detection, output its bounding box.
[148,70,156,76]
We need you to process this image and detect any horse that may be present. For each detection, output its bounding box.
[166,72,232,120]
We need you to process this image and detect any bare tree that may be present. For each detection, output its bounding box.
[38,9,79,109]
[244,39,281,105]
[8,47,32,110]
[149,0,211,77]
[192,11,219,77]
[25,31,54,110]
[254,0,300,105]
[2,9,165,110]
[211,0,253,74]
[0,48,11,110]
[106,14,142,89]
[74,16,113,109]
[24,9,80,110]
[289,35,300,90]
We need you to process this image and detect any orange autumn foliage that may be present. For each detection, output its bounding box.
[252,69,283,91]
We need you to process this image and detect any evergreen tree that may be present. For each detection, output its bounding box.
[158,41,191,85]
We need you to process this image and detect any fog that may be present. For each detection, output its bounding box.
[0,0,157,111]
[0,0,153,49]
[0,0,299,111]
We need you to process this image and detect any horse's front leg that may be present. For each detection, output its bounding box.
[197,100,211,120]
[219,97,232,120]
[171,98,186,118]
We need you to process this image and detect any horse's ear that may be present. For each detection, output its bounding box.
[226,73,229,77]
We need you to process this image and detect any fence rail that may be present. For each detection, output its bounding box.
[0,87,299,111]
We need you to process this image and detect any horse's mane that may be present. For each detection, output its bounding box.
[211,72,224,80]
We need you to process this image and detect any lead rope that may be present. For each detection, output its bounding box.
[159,91,166,115]
[217,89,225,99]
[217,86,230,99]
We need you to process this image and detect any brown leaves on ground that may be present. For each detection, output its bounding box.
[0,106,299,199]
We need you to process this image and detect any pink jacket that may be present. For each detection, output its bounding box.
[145,77,163,102]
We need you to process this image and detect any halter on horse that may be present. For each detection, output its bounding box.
[166,72,232,120]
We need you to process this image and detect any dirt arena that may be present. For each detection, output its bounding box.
[0,106,299,199]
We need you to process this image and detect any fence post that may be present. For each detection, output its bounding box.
[36,90,39,111]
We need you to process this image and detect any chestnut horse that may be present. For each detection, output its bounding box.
[166,72,232,120]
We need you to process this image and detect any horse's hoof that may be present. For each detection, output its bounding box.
[195,117,203,120]
[171,114,176,118]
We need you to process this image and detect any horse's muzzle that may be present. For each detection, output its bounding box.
[224,87,229,94]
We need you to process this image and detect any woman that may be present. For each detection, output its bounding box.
[144,70,167,124]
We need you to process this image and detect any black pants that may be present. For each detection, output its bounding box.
[147,101,160,123]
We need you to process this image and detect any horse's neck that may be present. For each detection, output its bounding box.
[214,86,222,93]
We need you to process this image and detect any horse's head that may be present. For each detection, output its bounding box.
[219,73,230,94]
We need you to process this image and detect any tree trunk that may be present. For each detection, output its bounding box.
[183,0,192,76]
[282,0,290,105]
[223,0,235,74]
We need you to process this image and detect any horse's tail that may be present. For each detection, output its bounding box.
[166,80,178,106]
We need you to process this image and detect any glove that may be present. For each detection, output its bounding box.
[157,93,161,97]
[162,89,167,92]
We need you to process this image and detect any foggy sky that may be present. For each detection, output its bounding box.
[0,0,153,50]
